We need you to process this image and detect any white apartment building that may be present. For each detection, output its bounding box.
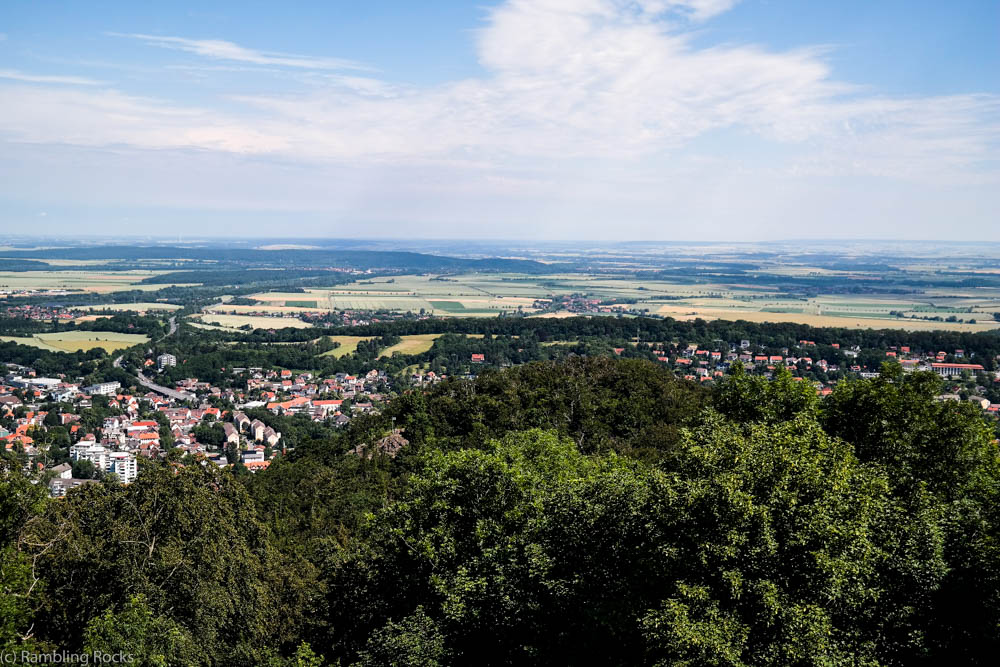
[241,449,265,464]
[107,451,139,484]
[71,442,110,470]
[70,443,139,484]
[157,353,177,369]
[83,381,121,396]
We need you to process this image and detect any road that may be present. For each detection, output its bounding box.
[113,315,190,400]
[114,315,176,369]
[135,372,194,402]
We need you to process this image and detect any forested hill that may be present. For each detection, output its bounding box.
[4,357,1000,665]
[0,246,555,274]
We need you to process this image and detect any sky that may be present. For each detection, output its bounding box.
[0,0,998,241]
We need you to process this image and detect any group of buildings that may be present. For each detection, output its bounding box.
[639,339,999,407]
[5,333,998,498]
[0,353,393,496]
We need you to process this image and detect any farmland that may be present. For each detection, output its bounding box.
[7,242,1000,336]
[317,334,445,359]
[0,331,149,353]
[0,270,198,294]
[378,334,443,358]
[222,271,1000,333]
[193,314,313,330]
[244,275,544,316]
[320,336,375,358]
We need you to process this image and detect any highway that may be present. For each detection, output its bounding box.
[135,372,194,402]
[113,316,191,401]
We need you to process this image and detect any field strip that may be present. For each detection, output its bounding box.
[377,334,443,358]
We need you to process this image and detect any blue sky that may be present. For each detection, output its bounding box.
[1,0,998,240]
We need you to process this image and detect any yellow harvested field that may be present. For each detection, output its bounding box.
[196,314,313,329]
[529,311,578,319]
[0,331,149,353]
[378,334,443,358]
[320,336,376,358]
[188,321,238,333]
[0,335,63,352]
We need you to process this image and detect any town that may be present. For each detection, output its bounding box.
[4,323,999,500]
[1,348,394,496]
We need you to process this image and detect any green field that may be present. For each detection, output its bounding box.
[378,334,443,358]
[285,300,318,308]
[429,300,468,312]
[319,336,375,358]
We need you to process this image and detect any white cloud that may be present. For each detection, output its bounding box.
[0,85,288,153]
[632,0,741,21]
[666,0,741,21]
[5,0,996,178]
[111,33,367,71]
[0,0,997,238]
[0,69,104,85]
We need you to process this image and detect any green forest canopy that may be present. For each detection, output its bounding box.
[2,358,999,665]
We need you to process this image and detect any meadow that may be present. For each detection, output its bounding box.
[0,271,198,293]
[317,334,445,359]
[0,331,149,353]
[319,336,375,358]
[378,334,443,358]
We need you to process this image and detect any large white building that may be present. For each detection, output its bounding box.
[107,451,139,484]
[70,443,139,484]
[48,478,99,497]
[157,353,177,370]
[931,363,985,377]
[71,442,110,470]
[83,381,121,396]
[8,376,61,390]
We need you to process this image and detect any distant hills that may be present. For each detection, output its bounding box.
[0,246,556,274]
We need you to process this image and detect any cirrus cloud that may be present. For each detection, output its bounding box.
[109,32,368,71]
[0,69,104,86]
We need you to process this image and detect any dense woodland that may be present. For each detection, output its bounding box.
[3,357,1000,665]
[0,246,550,274]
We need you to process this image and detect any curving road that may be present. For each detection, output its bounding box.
[113,316,191,400]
